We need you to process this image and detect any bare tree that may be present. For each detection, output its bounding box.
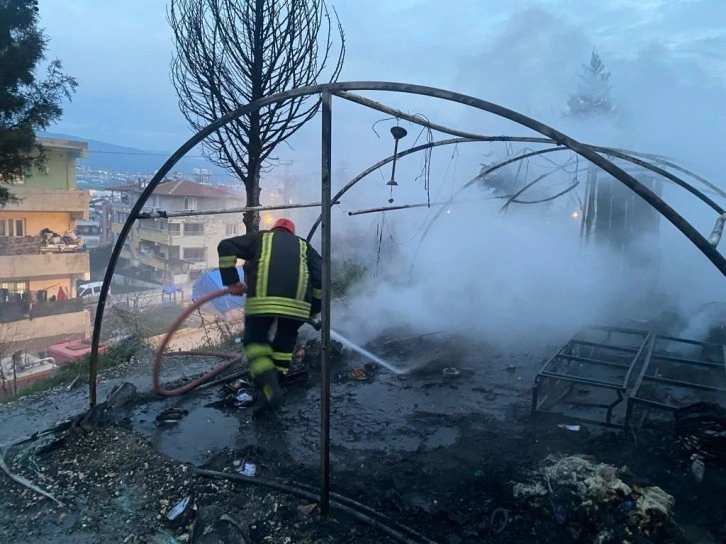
[168,0,345,233]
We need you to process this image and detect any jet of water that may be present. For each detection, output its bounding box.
[330,329,407,375]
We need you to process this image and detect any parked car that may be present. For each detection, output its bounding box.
[77,281,110,302]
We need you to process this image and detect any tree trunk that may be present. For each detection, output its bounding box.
[243,159,262,234]
[242,0,266,235]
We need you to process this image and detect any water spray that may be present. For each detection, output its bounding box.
[307,319,408,375]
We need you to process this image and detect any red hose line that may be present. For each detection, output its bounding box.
[152,286,247,397]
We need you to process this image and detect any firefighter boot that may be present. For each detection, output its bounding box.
[253,367,284,414]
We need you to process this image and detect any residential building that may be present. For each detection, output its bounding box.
[109,179,245,285]
[0,137,92,359]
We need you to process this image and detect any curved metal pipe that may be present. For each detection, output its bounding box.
[89,80,726,411]
[307,136,724,242]
[333,90,726,204]
[307,136,521,241]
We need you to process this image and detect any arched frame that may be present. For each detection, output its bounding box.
[88,81,726,516]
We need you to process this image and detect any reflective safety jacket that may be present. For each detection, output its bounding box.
[217,228,322,320]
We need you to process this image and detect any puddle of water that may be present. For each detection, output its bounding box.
[133,399,241,466]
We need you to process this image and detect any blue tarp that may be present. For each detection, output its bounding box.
[192,266,246,313]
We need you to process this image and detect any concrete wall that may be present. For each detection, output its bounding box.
[23,148,78,190]
[0,310,91,356]
[0,252,89,282]
[0,211,79,237]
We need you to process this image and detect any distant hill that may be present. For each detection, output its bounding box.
[41,132,235,183]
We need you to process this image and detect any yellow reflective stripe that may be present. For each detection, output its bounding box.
[271,351,293,362]
[312,288,322,299]
[245,342,272,360]
[257,232,273,297]
[249,357,275,377]
[296,239,309,301]
[245,297,311,319]
[219,256,237,268]
[274,365,289,375]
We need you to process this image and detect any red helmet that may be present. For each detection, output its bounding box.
[272,218,295,235]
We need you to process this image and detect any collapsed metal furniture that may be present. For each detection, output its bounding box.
[532,325,726,428]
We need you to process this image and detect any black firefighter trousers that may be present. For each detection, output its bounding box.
[243,315,302,379]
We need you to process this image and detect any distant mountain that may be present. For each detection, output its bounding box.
[41,132,235,183]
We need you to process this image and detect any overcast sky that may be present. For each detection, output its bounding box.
[34,0,726,324]
[36,0,726,189]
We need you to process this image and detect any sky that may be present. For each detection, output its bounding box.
[38,0,726,151]
[36,0,726,346]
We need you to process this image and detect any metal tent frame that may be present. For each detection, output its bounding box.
[87,81,726,516]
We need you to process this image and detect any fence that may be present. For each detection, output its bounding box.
[0,293,84,323]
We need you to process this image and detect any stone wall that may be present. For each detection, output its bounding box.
[0,236,42,256]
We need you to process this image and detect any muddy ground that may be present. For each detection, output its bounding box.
[1,328,725,544]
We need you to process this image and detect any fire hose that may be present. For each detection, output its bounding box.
[152,285,322,397]
[152,286,246,397]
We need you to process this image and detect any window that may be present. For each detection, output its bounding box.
[183,197,197,211]
[151,196,160,208]
[183,247,205,261]
[0,218,26,237]
[1,281,29,294]
[183,223,203,235]
[168,223,181,235]
[225,224,238,236]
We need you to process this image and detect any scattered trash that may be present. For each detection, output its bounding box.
[506,364,516,372]
[293,346,307,362]
[155,408,189,427]
[297,502,318,516]
[166,495,192,521]
[363,362,378,374]
[675,402,726,467]
[234,337,242,344]
[224,379,249,393]
[349,368,368,381]
[513,454,674,543]
[490,508,509,534]
[234,391,255,407]
[690,454,705,483]
[233,460,256,477]
[557,424,581,432]
[442,367,460,377]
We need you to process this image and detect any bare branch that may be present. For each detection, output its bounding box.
[168,0,345,232]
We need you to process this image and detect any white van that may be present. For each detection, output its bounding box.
[77,282,110,301]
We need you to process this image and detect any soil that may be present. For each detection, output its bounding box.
[1,327,725,544]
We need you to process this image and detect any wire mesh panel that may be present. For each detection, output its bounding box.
[627,335,726,425]
[531,326,652,427]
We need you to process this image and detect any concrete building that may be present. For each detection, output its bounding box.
[110,179,245,285]
[0,137,91,360]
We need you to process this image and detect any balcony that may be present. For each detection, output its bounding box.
[0,291,84,323]
[138,252,166,270]
[10,188,89,218]
[137,225,175,244]
[138,252,189,273]
[0,252,89,281]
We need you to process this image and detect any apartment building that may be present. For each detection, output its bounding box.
[0,137,91,358]
[110,179,245,285]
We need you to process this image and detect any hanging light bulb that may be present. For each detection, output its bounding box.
[387,125,408,187]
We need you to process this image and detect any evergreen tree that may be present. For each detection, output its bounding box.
[0,0,77,207]
[566,49,614,118]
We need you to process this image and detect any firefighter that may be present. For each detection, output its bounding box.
[217,218,322,411]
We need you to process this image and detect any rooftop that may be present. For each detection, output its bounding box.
[36,137,89,159]
[108,179,240,200]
